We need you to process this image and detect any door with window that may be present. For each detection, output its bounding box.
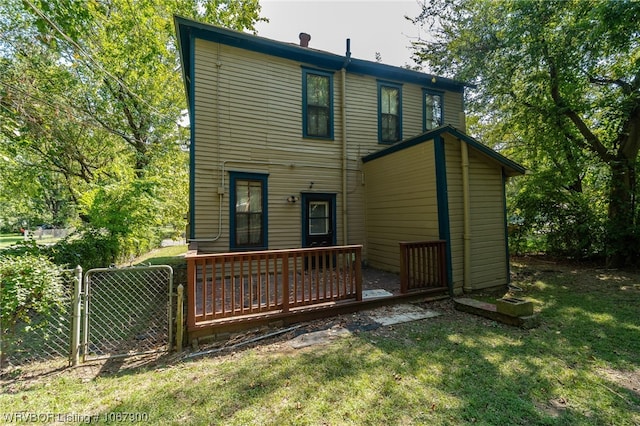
[302,193,336,269]
[302,193,336,248]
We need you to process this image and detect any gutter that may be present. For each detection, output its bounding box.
[461,140,472,292]
[341,39,351,245]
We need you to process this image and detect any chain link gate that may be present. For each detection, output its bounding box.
[82,265,173,361]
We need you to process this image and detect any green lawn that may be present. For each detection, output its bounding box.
[1,257,639,425]
[0,234,24,249]
[0,232,66,249]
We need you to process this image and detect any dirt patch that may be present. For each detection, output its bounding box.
[599,367,640,399]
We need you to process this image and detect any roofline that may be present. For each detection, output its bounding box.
[361,125,526,176]
[173,15,469,95]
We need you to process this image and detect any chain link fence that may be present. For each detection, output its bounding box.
[83,265,173,360]
[1,267,81,368]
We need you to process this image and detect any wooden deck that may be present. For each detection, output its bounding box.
[185,242,448,341]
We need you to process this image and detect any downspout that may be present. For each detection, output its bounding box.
[341,39,351,245]
[188,48,224,244]
[461,140,472,292]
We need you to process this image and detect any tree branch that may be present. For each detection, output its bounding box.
[545,49,614,163]
[589,75,633,95]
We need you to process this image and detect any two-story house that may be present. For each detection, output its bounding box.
[175,16,524,295]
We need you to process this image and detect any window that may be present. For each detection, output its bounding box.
[378,82,402,143]
[308,201,330,235]
[302,68,333,139]
[424,90,443,130]
[230,172,268,250]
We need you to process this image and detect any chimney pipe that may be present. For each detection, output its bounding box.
[299,32,311,47]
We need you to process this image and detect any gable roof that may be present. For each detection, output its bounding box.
[361,125,526,177]
[174,15,469,107]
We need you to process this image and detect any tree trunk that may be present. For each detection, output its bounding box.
[607,157,638,267]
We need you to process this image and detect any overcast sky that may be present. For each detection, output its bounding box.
[255,0,426,67]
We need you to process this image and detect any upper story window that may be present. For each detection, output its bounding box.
[230,172,268,250]
[302,68,333,139]
[378,81,402,144]
[424,90,444,130]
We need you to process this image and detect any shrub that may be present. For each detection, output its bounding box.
[0,253,66,362]
[48,228,120,270]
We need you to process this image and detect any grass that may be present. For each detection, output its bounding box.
[0,234,24,249]
[131,244,188,267]
[0,232,66,250]
[1,257,639,425]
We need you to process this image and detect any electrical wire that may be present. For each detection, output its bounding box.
[22,0,180,125]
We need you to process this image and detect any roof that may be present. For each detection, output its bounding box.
[173,15,469,106]
[361,125,526,177]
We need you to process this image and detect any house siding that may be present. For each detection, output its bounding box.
[363,142,439,272]
[193,39,353,252]
[192,38,466,255]
[468,148,508,289]
[444,134,508,292]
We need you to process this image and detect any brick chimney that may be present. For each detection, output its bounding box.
[299,32,311,47]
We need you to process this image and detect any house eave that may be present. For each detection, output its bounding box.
[173,15,469,112]
[361,125,526,177]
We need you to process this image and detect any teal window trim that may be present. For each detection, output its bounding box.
[377,80,403,144]
[302,67,334,140]
[423,89,444,131]
[229,172,268,251]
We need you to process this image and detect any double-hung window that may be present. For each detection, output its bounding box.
[230,172,268,250]
[378,81,402,143]
[423,90,443,130]
[302,68,333,139]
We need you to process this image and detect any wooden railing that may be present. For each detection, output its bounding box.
[186,245,362,329]
[399,240,447,293]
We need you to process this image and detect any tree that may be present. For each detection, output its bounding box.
[410,0,640,265]
[0,0,264,255]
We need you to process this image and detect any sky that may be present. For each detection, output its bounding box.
[255,0,426,67]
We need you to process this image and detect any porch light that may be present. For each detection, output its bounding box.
[286,195,300,203]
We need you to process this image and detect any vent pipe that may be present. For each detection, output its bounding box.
[299,32,311,47]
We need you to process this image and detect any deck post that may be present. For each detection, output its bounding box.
[355,246,363,301]
[186,254,196,330]
[399,242,408,293]
[282,254,289,313]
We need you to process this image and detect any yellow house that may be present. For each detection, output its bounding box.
[175,16,525,295]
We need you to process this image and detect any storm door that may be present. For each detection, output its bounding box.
[301,193,336,269]
[302,193,336,248]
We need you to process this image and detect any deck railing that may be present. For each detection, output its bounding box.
[399,240,448,293]
[186,245,362,329]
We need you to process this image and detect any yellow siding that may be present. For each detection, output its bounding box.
[444,134,508,292]
[468,149,507,289]
[345,74,466,161]
[363,142,439,272]
[193,39,349,253]
[191,38,467,258]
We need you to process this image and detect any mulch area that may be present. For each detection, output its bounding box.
[361,266,402,294]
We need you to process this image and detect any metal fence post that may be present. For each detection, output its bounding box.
[176,284,184,352]
[70,265,82,366]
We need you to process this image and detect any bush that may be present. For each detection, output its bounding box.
[48,228,120,270]
[0,253,66,361]
[508,176,605,259]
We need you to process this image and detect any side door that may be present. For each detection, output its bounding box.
[302,193,336,269]
[302,193,336,248]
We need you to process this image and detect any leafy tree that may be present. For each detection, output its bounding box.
[0,0,264,256]
[410,0,640,265]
